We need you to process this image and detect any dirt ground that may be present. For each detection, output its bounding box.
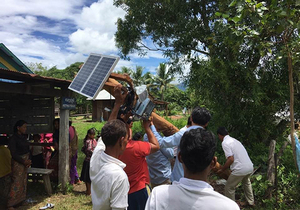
[15,177,251,210]
[16,181,92,210]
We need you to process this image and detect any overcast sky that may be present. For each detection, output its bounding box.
[0,0,168,75]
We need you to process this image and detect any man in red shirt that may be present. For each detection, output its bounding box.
[119,119,160,210]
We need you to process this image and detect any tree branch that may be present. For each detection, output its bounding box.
[137,42,166,51]
[192,48,210,56]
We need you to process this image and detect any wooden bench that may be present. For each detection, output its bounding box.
[27,168,53,195]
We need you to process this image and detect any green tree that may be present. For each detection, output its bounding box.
[120,66,133,75]
[27,62,48,73]
[114,0,299,145]
[62,62,83,80]
[143,72,153,85]
[217,0,300,171]
[131,65,145,86]
[152,63,175,101]
[164,86,191,109]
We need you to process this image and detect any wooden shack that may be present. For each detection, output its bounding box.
[91,89,115,122]
[0,67,72,190]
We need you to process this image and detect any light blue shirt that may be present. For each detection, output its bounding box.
[150,125,203,182]
[144,134,174,184]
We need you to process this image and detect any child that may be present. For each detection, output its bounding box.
[80,128,97,195]
[42,133,54,168]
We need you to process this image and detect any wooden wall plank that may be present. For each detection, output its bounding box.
[0,94,54,134]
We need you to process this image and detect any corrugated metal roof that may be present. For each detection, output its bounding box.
[0,67,71,86]
[0,43,33,74]
[0,62,8,69]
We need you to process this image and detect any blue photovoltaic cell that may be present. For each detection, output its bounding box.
[81,57,116,97]
[69,55,101,91]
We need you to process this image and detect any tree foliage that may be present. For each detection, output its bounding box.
[164,86,191,109]
[131,65,145,86]
[32,62,83,81]
[151,63,175,101]
[114,0,300,145]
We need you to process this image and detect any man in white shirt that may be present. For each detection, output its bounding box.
[217,127,255,207]
[90,119,129,210]
[150,108,211,182]
[90,84,130,210]
[145,128,240,210]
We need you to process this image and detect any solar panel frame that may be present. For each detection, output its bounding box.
[69,54,102,92]
[68,53,119,99]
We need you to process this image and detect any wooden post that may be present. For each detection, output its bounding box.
[59,109,69,192]
[92,100,97,122]
[274,153,278,205]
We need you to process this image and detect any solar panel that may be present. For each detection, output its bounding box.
[68,53,119,99]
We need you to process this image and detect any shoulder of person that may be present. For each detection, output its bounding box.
[209,190,240,209]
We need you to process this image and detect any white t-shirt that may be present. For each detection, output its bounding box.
[90,138,129,210]
[222,135,253,176]
[145,177,239,210]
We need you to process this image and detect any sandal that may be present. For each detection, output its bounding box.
[39,203,55,209]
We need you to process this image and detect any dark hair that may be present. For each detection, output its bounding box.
[84,128,96,141]
[191,107,211,126]
[117,109,126,120]
[217,127,229,136]
[180,128,216,173]
[127,117,133,125]
[13,120,27,133]
[187,116,192,126]
[117,109,126,123]
[295,124,299,130]
[132,132,143,141]
[101,119,127,147]
[69,121,72,126]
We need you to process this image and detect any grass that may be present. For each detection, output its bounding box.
[18,181,92,210]
[18,115,189,210]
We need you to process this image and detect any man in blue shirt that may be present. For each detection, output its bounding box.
[144,133,174,188]
[150,107,211,182]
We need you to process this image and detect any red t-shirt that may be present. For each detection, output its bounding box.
[119,140,151,194]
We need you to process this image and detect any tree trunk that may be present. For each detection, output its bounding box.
[287,42,298,172]
[267,140,276,184]
[265,140,290,199]
[265,140,276,199]
[276,141,289,166]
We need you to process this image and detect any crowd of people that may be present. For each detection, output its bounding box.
[0,119,81,209]
[89,84,254,210]
[0,84,256,210]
